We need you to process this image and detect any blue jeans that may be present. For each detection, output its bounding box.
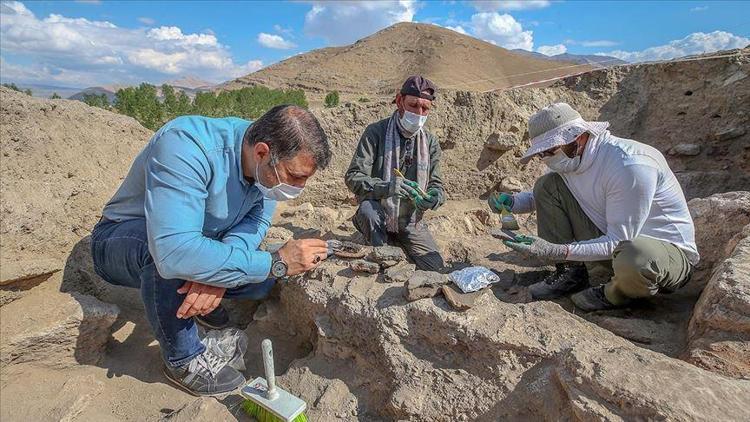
[90,218,275,367]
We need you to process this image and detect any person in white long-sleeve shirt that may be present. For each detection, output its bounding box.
[488,102,698,311]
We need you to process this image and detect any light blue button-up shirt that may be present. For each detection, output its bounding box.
[102,115,275,288]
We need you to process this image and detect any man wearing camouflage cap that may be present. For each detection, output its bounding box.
[345,76,446,271]
[489,102,698,311]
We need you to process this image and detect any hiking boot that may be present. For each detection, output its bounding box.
[571,285,620,312]
[163,348,245,396]
[529,264,589,300]
[195,305,230,330]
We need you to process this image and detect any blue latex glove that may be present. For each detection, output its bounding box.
[488,192,514,214]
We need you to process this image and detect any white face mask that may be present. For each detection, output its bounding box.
[399,110,428,134]
[254,161,303,201]
[542,148,582,173]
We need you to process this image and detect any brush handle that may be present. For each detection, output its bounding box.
[261,339,279,400]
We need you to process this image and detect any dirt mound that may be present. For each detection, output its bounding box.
[0,87,153,285]
[221,22,589,96]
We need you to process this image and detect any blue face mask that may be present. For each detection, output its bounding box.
[399,110,428,134]
[254,161,303,201]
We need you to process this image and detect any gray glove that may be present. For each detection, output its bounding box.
[503,235,568,263]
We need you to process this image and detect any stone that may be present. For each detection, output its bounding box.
[499,176,524,193]
[441,284,486,311]
[349,259,380,274]
[0,290,119,368]
[688,191,750,270]
[0,258,61,289]
[160,397,235,422]
[368,246,406,268]
[384,261,416,284]
[687,224,750,379]
[405,270,449,301]
[484,132,517,152]
[669,143,701,156]
[713,127,746,141]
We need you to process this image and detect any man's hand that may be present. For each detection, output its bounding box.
[389,176,420,200]
[415,188,440,211]
[176,281,226,319]
[277,238,329,276]
[488,192,514,214]
[503,235,568,263]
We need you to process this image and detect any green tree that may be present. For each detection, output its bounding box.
[81,93,109,109]
[23,88,33,96]
[324,91,340,108]
[161,84,178,119]
[50,92,62,99]
[2,83,21,92]
[176,91,192,116]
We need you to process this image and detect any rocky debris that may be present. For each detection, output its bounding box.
[0,258,62,288]
[499,176,524,193]
[668,143,701,156]
[713,127,746,141]
[687,224,750,379]
[160,397,237,421]
[441,284,486,311]
[405,270,449,301]
[484,132,517,152]
[384,261,416,284]
[0,87,153,273]
[348,259,380,274]
[367,245,406,268]
[0,290,119,368]
[688,191,750,271]
[273,261,750,420]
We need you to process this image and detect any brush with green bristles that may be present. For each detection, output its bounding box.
[241,339,308,422]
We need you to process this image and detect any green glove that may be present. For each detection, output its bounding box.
[488,192,514,214]
[389,176,420,199]
[415,188,441,211]
[503,235,568,263]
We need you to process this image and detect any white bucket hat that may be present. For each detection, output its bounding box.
[519,102,610,164]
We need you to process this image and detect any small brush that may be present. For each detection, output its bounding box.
[241,339,307,422]
[393,168,429,198]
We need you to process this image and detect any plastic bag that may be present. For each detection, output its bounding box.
[201,327,248,371]
[449,266,501,293]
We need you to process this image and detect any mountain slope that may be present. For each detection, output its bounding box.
[221,22,593,94]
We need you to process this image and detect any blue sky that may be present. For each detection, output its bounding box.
[1,0,748,88]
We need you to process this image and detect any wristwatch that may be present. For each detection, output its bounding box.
[270,251,288,278]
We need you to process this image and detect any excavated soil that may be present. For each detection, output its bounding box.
[1,48,749,421]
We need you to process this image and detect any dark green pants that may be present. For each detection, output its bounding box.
[534,173,692,305]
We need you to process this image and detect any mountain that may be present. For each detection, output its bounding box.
[512,49,627,69]
[165,75,214,90]
[68,80,212,104]
[5,83,84,99]
[221,22,593,94]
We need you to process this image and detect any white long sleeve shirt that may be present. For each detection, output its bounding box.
[512,132,699,265]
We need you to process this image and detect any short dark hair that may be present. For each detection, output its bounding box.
[244,105,331,169]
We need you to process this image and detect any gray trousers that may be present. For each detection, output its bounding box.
[534,173,693,305]
[353,200,445,271]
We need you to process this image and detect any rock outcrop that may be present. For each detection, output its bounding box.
[260,260,750,421]
[0,289,119,368]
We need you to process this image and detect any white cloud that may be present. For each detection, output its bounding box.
[257,32,296,49]
[470,12,533,50]
[472,1,550,12]
[304,0,416,45]
[537,44,566,56]
[601,31,750,63]
[690,6,709,12]
[138,17,156,26]
[0,1,261,85]
[445,25,468,35]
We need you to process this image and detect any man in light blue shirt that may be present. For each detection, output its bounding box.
[91,105,331,395]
